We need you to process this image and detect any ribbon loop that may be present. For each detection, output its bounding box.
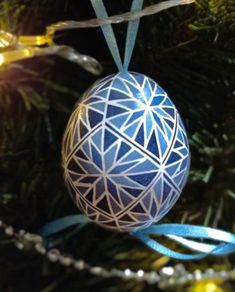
[90,0,123,71]
[91,0,144,71]
[132,224,235,260]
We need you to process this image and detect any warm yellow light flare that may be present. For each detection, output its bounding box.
[189,280,225,292]
[0,54,4,66]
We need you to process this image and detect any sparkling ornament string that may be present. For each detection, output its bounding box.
[0,0,194,69]
[46,0,195,37]
[1,218,235,289]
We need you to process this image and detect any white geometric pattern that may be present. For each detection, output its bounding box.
[62,72,190,232]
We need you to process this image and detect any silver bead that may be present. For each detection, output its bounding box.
[35,243,46,255]
[25,233,42,243]
[19,229,26,236]
[186,273,194,281]
[5,226,14,236]
[137,270,144,278]
[194,269,202,280]
[147,272,159,284]
[168,277,175,285]
[219,271,229,279]
[175,264,186,274]
[111,268,124,278]
[74,260,85,270]
[15,242,24,250]
[59,256,73,267]
[47,249,60,262]
[205,268,214,276]
[124,269,131,277]
[162,266,174,276]
[90,267,102,275]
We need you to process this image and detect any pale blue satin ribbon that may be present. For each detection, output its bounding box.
[40,215,235,260]
[90,0,144,71]
[40,215,90,238]
[132,224,235,260]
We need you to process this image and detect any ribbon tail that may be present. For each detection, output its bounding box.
[39,214,90,238]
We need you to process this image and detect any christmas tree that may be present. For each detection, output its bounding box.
[0,0,235,291]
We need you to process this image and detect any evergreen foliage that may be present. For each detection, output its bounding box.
[0,0,235,291]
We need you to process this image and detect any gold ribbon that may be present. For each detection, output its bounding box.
[0,30,102,75]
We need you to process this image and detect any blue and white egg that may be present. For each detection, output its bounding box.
[62,72,190,232]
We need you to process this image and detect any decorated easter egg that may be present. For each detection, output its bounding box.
[62,71,190,232]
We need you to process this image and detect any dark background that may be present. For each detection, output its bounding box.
[0,0,235,291]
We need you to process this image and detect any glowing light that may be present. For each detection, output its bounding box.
[137,270,144,277]
[0,54,4,66]
[190,280,223,292]
[124,269,131,276]
[162,266,174,276]
[23,48,32,57]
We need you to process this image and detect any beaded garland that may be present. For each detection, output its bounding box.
[62,71,190,231]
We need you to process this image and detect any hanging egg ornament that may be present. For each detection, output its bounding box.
[62,72,190,232]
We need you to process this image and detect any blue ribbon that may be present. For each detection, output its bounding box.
[91,0,144,72]
[132,224,235,260]
[40,215,235,260]
[39,215,90,237]
[123,0,144,70]
[90,0,123,71]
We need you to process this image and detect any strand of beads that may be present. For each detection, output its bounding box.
[0,219,235,288]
